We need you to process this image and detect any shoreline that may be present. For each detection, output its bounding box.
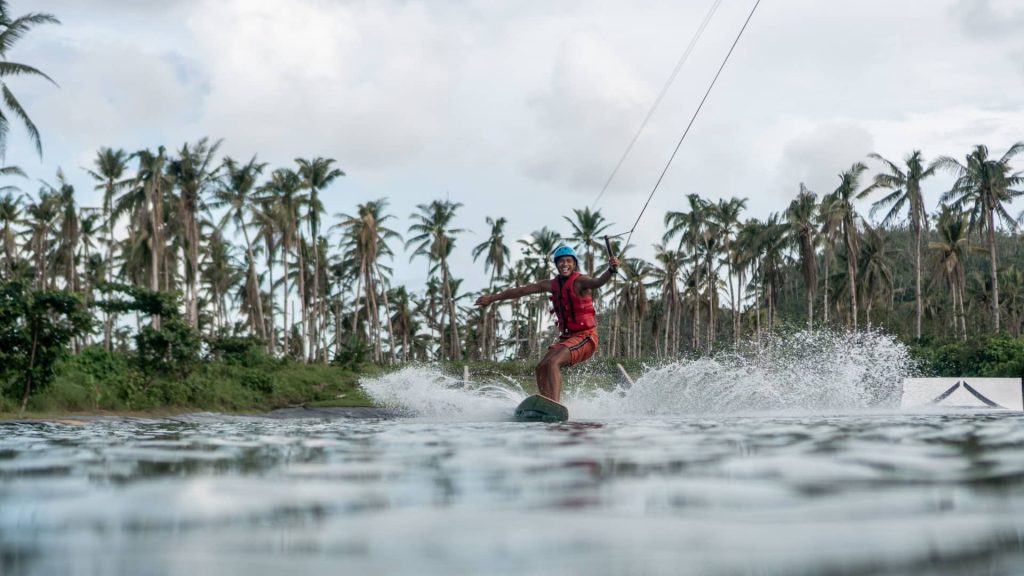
[0,405,400,424]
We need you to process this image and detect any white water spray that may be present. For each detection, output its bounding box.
[360,330,914,421]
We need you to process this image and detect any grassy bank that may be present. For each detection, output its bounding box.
[0,347,378,419]
[0,352,644,420]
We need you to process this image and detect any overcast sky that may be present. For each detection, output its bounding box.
[7,0,1024,291]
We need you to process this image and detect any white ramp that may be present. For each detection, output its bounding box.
[901,378,1024,411]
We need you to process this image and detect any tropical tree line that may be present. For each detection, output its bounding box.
[1,140,1023,365]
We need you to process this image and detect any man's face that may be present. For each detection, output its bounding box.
[555,256,576,277]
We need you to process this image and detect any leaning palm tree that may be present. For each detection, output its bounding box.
[823,162,870,329]
[862,150,936,339]
[0,3,60,158]
[407,200,465,360]
[936,142,1024,333]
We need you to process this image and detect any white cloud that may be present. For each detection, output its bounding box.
[187,0,456,170]
[522,32,653,191]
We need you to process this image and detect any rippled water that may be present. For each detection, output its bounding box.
[2,332,1024,575]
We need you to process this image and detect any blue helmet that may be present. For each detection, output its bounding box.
[552,245,578,266]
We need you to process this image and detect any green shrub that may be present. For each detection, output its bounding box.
[333,336,370,370]
[910,335,1024,377]
[205,334,267,366]
[241,372,275,394]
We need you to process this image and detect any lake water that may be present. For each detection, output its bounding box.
[3,332,1024,575]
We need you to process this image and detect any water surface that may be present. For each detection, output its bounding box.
[3,332,1023,575]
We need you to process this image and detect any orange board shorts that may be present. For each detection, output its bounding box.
[550,329,598,366]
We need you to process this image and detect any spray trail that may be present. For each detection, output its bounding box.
[574,329,913,418]
[361,365,525,421]
[361,330,914,421]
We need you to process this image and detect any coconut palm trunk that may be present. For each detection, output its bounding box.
[986,206,1000,333]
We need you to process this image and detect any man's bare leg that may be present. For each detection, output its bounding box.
[535,345,571,402]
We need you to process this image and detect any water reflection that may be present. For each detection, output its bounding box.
[1,412,1024,575]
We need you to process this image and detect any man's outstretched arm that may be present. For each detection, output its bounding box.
[475,280,550,307]
[576,256,620,290]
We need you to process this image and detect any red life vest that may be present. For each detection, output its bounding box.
[550,272,597,333]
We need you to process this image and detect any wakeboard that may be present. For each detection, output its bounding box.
[514,394,569,423]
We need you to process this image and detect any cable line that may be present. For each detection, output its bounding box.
[619,0,762,250]
[591,0,724,210]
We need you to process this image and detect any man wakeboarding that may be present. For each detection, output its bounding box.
[474,245,619,404]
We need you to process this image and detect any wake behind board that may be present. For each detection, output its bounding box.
[514,395,569,422]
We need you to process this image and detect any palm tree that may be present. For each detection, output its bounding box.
[252,198,284,353]
[296,157,344,361]
[999,265,1024,337]
[471,216,511,360]
[650,243,684,356]
[614,256,651,357]
[335,199,401,363]
[0,3,60,158]
[823,162,869,329]
[754,214,789,334]
[23,188,58,289]
[199,223,243,332]
[563,207,611,275]
[786,183,818,328]
[167,137,222,328]
[863,150,936,339]
[0,170,24,275]
[710,197,746,343]
[258,168,305,356]
[407,200,464,360]
[131,147,172,298]
[388,285,416,361]
[39,170,79,293]
[817,192,842,326]
[858,224,896,326]
[210,155,268,340]
[86,147,131,348]
[697,217,722,351]
[664,194,708,349]
[937,142,1024,333]
[732,218,762,339]
[930,206,969,340]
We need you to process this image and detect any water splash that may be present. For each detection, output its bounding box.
[361,365,525,421]
[576,329,913,418]
[361,330,914,421]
